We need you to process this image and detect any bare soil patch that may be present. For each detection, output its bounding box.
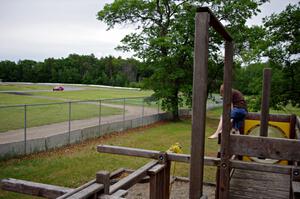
[127,181,215,199]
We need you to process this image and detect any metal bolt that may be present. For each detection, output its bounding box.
[294,170,299,176]
[159,155,164,160]
[221,163,227,168]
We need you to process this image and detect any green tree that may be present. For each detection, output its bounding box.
[97,0,268,120]
[263,3,300,108]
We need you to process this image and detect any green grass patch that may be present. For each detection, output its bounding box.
[0,84,53,91]
[0,113,220,199]
[0,93,64,106]
[0,93,123,132]
[31,88,153,101]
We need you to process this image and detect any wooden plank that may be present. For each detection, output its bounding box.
[66,183,103,199]
[219,41,234,199]
[111,189,128,197]
[148,164,165,199]
[230,169,290,199]
[109,160,157,194]
[230,134,300,161]
[230,159,292,174]
[246,112,291,122]
[163,161,171,199]
[290,114,297,139]
[196,7,233,41]
[0,178,72,199]
[260,68,271,137]
[57,179,96,199]
[189,11,210,199]
[99,190,128,199]
[97,145,220,166]
[297,116,300,139]
[98,145,159,159]
[99,195,125,199]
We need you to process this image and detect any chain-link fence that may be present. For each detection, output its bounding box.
[0,97,161,147]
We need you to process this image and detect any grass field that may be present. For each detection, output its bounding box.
[30,87,153,101]
[0,84,53,91]
[0,84,154,132]
[0,109,220,199]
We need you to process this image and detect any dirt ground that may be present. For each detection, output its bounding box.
[127,181,215,199]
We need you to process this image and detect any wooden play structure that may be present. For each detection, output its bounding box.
[1,7,300,199]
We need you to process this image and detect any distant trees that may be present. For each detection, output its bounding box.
[0,54,142,87]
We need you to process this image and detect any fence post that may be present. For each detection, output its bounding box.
[157,100,160,121]
[24,104,27,154]
[99,100,102,135]
[123,98,126,130]
[142,98,145,127]
[68,101,71,144]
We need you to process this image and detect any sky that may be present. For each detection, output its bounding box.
[0,0,298,62]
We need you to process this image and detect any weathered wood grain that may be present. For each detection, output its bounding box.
[230,159,292,174]
[97,145,220,166]
[196,7,233,41]
[190,10,210,199]
[230,169,290,199]
[109,160,157,194]
[230,134,300,161]
[66,183,103,199]
[260,68,272,137]
[0,178,72,199]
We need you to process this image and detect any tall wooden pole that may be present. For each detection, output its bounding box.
[219,41,234,199]
[189,11,210,199]
[260,68,272,137]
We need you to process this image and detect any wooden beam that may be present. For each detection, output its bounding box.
[246,112,291,122]
[196,7,233,41]
[230,134,300,161]
[109,160,158,194]
[219,41,234,199]
[260,68,271,137]
[230,159,293,174]
[290,114,297,139]
[97,145,220,166]
[0,178,72,199]
[65,183,103,199]
[297,117,300,139]
[148,164,165,199]
[98,145,159,159]
[57,179,96,199]
[190,11,210,199]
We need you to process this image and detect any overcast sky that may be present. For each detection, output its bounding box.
[0,0,298,62]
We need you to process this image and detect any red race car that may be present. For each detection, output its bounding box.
[53,86,64,91]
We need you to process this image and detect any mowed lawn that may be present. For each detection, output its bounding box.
[0,84,153,132]
[0,84,53,91]
[0,109,220,199]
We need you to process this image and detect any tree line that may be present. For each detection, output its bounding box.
[0,54,144,87]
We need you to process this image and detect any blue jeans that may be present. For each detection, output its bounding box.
[231,107,247,129]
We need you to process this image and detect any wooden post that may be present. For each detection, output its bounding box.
[148,164,165,199]
[260,68,271,137]
[219,41,233,199]
[189,11,210,199]
[163,160,171,199]
[96,171,110,194]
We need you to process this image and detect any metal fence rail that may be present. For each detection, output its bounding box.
[0,97,161,153]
